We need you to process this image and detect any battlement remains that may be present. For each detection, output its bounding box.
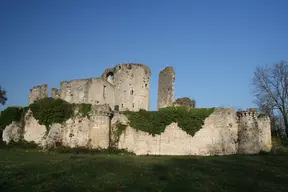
[29,84,48,104]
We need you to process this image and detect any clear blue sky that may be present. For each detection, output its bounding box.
[0,0,287,111]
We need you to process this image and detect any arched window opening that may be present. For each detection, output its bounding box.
[130,89,134,95]
[106,72,114,84]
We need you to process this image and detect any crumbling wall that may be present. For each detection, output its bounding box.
[59,79,90,104]
[23,110,47,144]
[237,111,261,154]
[29,84,48,104]
[173,97,196,109]
[59,78,115,107]
[113,63,151,111]
[18,105,113,149]
[51,88,60,99]
[158,67,175,110]
[2,121,22,143]
[87,78,115,107]
[116,108,238,156]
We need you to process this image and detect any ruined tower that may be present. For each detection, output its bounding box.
[157,67,175,110]
[29,84,48,104]
[113,63,151,111]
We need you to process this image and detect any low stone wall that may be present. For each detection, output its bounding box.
[116,108,238,156]
[2,106,112,150]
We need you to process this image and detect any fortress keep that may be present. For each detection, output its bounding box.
[29,63,151,112]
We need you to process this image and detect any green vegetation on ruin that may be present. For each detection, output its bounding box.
[0,136,288,192]
[0,98,93,130]
[72,103,92,119]
[0,107,24,129]
[114,121,128,138]
[122,107,215,136]
[29,98,74,127]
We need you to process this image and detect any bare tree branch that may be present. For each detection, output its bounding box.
[252,61,288,137]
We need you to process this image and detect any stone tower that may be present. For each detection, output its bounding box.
[157,67,175,110]
[113,63,151,111]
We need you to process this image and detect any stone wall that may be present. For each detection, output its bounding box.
[51,88,59,99]
[59,78,115,107]
[3,105,113,149]
[113,64,151,111]
[257,115,272,152]
[2,107,272,156]
[158,67,175,110]
[29,84,48,104]
[116,108,238,156]
[27,63,151,112]
[236,111,272,154]
[59,79,90,104]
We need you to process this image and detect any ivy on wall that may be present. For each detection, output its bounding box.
[0,98,93,130]
[122,107,215,137]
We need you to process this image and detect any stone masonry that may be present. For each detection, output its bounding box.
[4,63,273,156]
[51,88,60,99]
[29,84,48,104]
[157,67,175,109]
[28,63,151,112]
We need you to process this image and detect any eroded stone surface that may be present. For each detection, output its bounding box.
[158,67,175,110]
[2,121,22,143]
[117,108,239,156]
[23,111,47,144]
[2,107,272,156]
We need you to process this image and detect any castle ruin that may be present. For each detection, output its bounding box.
[29,63,151,112]
[1,63,272,156]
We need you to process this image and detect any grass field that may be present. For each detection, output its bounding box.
[1,148,288,192]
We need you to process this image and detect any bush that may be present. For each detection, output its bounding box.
[74,103,92,118]
[122,107,214,136]
[173,97,196,109]
[0,140,38,150]
[0,107,25,138]
[29,98,74,128]
[53,146,135,155]
[0,107,24,128]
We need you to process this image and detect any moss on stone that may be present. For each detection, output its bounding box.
[122,107,214,136]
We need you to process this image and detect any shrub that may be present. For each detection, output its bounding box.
[110,121,128,147]
[28,98,74,128]
[0,107,25,138]
[0,140,38,150]
[0,107,24,128]
[173,97,196,109]
[74,103,92,118]
[53,146,135,155]
[122,107,214,136]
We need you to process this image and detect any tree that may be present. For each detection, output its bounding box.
[0,86,7,106]
[252,60,288,137]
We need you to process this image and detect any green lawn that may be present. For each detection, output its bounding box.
[0,149,288,192]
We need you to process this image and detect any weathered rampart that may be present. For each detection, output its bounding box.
[2,106,272,156]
